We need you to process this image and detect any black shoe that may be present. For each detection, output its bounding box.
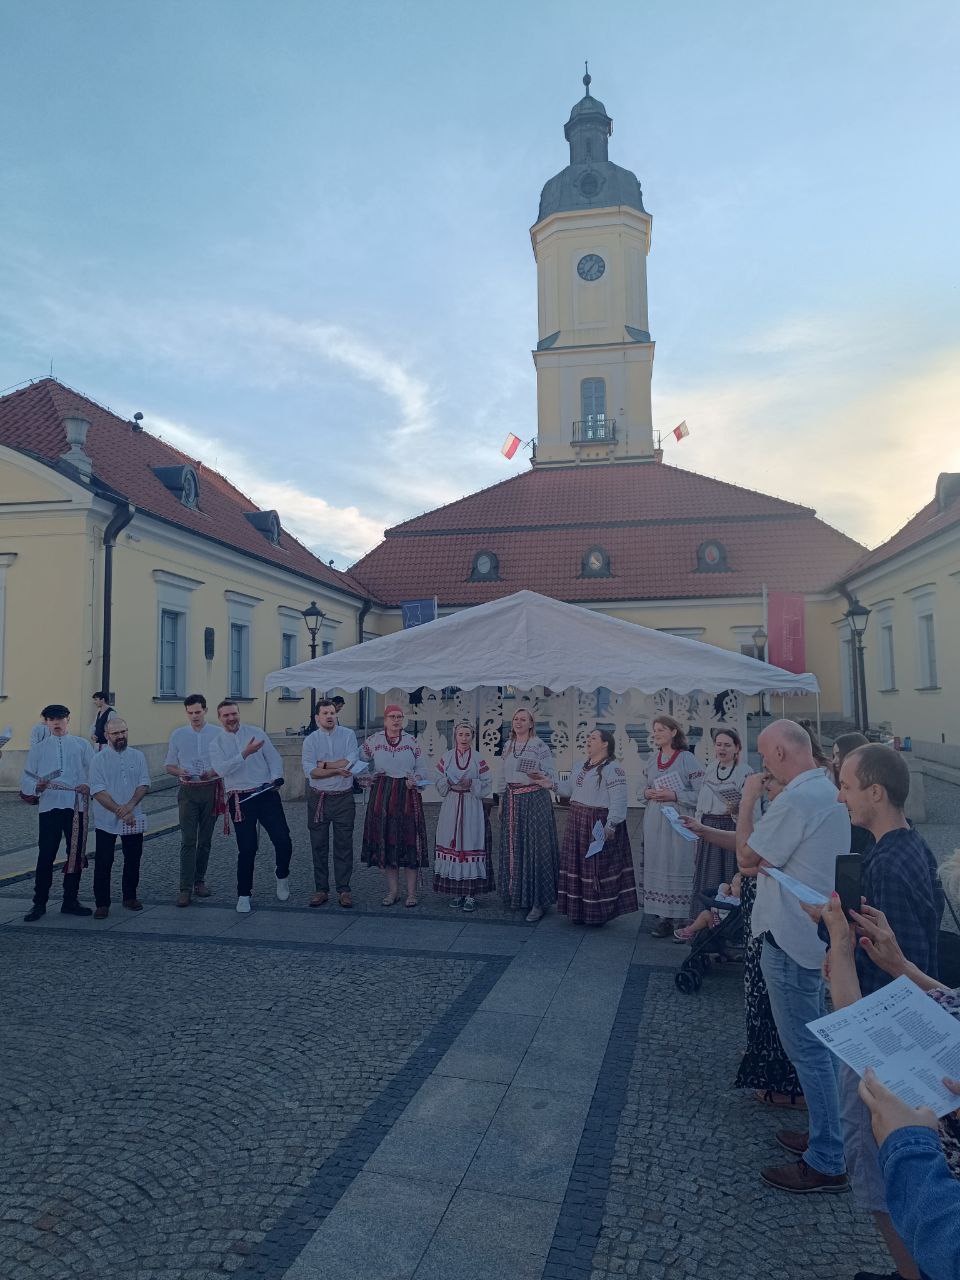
[60,902,93,917]
[23,904,46,922]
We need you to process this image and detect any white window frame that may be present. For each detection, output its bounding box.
[875,607,896,692]
[153,570,202,699]
[908,589,939,690]
[225,590,261,700]
[277,606,302,701]
[0,553,17,697]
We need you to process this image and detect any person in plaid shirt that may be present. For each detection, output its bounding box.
[830,745,943,1280]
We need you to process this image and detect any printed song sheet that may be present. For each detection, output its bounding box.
[762,866,829,906]
[807,975,960,1117]
[584,820,606,859]
[660,805,699,843]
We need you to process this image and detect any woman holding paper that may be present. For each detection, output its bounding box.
[433,721,494,911]
[498,707,559,923]
[640,715,704,937]
[557,729,638,926]
[686,728,752,918]
[360,705,429,907]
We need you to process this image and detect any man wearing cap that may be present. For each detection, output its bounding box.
[302,698,359,908]
[20,703,95,922]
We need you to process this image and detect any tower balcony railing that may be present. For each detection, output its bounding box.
[572,418,617,445]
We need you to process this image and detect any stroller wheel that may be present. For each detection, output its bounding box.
[691,954,709,978]
[675,969,696,994]
[690,968,703,990]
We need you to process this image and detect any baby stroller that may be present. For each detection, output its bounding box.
[674,893,745,994]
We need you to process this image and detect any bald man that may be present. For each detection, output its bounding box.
[89,718,151,917]
[737,719,851,1195]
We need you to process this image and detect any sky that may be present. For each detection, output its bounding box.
[1,0,958,565]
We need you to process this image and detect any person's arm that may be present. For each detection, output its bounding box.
[604,767,629,829]
[682,816,738,848]
[341,730,359,771]
[818,893,863,1009]
[736,773,768,874]
[209,732,244,780]
[850,904,947,993]
[474,761,493,800]
[410,743,429,786]
[260,736,284,783]
[164,733,188,780]
[435,756,450,798]
[672,757,704,810]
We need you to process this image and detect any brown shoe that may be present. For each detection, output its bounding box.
[176,891,191,908]
[193,882,212,898]
[760,1158,847,1193]
[122,899,144,912]
[94,906,109,919]
[309,891,329,908]
[338,891,353,909]
[776,1130,809,1155]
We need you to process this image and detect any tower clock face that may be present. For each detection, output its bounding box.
[577,253,605,282]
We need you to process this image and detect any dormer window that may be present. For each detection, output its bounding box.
[245,509,282,546]
[469,550,500,582]
[153,464,200,510]
[696,540,730,573]
[581,546,611,578]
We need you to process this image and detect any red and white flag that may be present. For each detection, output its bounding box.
[501,433,521,459]
[673,421,690,442]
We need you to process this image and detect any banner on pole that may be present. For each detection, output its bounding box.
[767,592,806,673]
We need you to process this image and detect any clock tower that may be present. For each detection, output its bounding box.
[531,72,655,467]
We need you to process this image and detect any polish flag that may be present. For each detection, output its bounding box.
[501,433,522,459]
[673,421,690,442]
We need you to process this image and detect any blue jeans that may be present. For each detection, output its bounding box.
[881,1127,958,1280]
[760,938,845,1176]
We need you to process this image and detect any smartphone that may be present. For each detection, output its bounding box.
[834,854,862,917]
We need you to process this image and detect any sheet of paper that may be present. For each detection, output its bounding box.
[763,866,829,906]
[119,814,147,834]
[348,759,369,776]
[715,784,743,807]
[239,781,279,805]
[585,820,606,859]
[653,771,684,797]
[807,975,960,1117]
[660,805,699,842]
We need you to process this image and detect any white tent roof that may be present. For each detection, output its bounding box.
[265,590,819,697]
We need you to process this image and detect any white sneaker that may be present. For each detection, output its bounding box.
[276,877,290,902]
[525,906,544,923]
[236,896,252,914]
[462,897,477,913]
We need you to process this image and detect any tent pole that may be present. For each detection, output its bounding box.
[262,689,269,732]
[815,692,822,742]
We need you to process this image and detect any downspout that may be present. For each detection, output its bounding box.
[101,501,135,698]
[357,598,372,730]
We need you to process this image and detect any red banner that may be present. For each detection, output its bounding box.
[767,592,806,674]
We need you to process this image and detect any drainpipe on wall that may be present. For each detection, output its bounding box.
[101,501,135,698]
[357,598,372,730]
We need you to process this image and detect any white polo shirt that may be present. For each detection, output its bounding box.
[749,768,850,969]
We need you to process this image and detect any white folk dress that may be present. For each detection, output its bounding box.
[433,747,494,895]
[640,748,704,922]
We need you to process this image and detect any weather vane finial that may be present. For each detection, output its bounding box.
[583,60,591,94]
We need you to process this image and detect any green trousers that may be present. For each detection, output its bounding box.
[178,783,218,892]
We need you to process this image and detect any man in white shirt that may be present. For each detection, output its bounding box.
[738,719,851,1195]
[164,693,222,906]
[209,699,293,914]
[20,703,95,922]
[89,719,151,918]
[302,698,359,908]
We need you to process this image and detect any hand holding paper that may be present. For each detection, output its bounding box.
[660,805,699,842]
[585,820,606,859]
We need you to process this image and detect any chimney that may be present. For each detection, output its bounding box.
[60,415,93,480]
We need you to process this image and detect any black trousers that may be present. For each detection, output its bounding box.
[232,789,293,896]
[93,828,144,908]
[33,808,86,907]
[307,790,355,892]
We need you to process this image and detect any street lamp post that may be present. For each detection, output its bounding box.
[753,624,768,721]
[301,600,325,726]
[844,601,871,734]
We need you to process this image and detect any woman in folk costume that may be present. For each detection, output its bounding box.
[433,720,495,913]
[360,704,429,907]
[640,714,704,937]
[498,707,559,923]
[684,727,752,918]
[557,728,638,926]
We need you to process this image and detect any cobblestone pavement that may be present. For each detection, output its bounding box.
[578,964,888,1280]
[0,784,180,855]
[0,929,488,1280]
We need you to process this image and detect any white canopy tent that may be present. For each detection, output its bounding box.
[265,590,819,697]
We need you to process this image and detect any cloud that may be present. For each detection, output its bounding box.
[150,413,385,564]
[655,345,960,548]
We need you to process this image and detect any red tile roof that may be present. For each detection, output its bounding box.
[351,460,866,606]
[0,379,366,599]
[840,473,960,581]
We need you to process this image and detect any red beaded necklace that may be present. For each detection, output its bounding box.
[657,747,681,771]
[455,745,472,769]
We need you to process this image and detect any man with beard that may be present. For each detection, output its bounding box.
[20,703,95,922]
[89,718,151,918]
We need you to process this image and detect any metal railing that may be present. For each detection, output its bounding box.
[572,418,617,444]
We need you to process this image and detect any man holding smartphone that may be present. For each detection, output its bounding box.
[829,744,944,1280]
